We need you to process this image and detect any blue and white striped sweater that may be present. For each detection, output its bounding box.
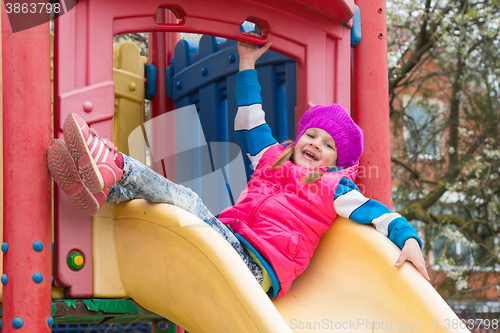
[234,69,421,250]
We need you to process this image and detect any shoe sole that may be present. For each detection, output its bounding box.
[63,113,104,193]
[47,139,99,216]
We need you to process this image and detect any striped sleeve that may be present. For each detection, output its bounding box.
[234,70,278,168]
[334,177,422,250]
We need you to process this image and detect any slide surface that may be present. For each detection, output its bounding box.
[113,200,469,333]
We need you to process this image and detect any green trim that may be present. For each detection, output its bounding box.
[63,299,78,309]
[1,299,179,330]
[52,299,165,325]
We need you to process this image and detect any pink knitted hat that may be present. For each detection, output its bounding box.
[295,104,364,168]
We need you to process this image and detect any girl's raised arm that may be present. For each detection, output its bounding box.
[234,34,277,169]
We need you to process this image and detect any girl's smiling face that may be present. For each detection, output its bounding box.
[293,128,337,170]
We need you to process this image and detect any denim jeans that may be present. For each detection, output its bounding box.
[107,154,263,286]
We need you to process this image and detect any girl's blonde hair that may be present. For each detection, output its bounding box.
[271,141,332,183]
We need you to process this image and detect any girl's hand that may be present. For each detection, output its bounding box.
[395,238,431,281]
[237,32,272,71]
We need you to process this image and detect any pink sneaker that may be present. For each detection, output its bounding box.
[63,113,123,193]
[47,139,109,216]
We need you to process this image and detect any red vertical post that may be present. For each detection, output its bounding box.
[352,0,393,209]
[2,10,52,333]
[149,9,179,118]
[149,9,179,178]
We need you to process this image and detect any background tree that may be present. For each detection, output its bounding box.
[386,0,500,301]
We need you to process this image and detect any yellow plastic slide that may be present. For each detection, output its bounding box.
[113,200,469,333]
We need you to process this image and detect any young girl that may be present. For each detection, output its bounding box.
[48,37,429,299]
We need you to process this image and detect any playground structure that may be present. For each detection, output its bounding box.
[1,0,470,332]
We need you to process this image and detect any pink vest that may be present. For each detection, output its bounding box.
[219,145,358,297]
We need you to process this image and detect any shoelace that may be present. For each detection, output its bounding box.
[86,129,116,164]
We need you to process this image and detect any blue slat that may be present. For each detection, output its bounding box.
[351,5,362,47]
[144,64,157,100]
[285,62,297,141]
